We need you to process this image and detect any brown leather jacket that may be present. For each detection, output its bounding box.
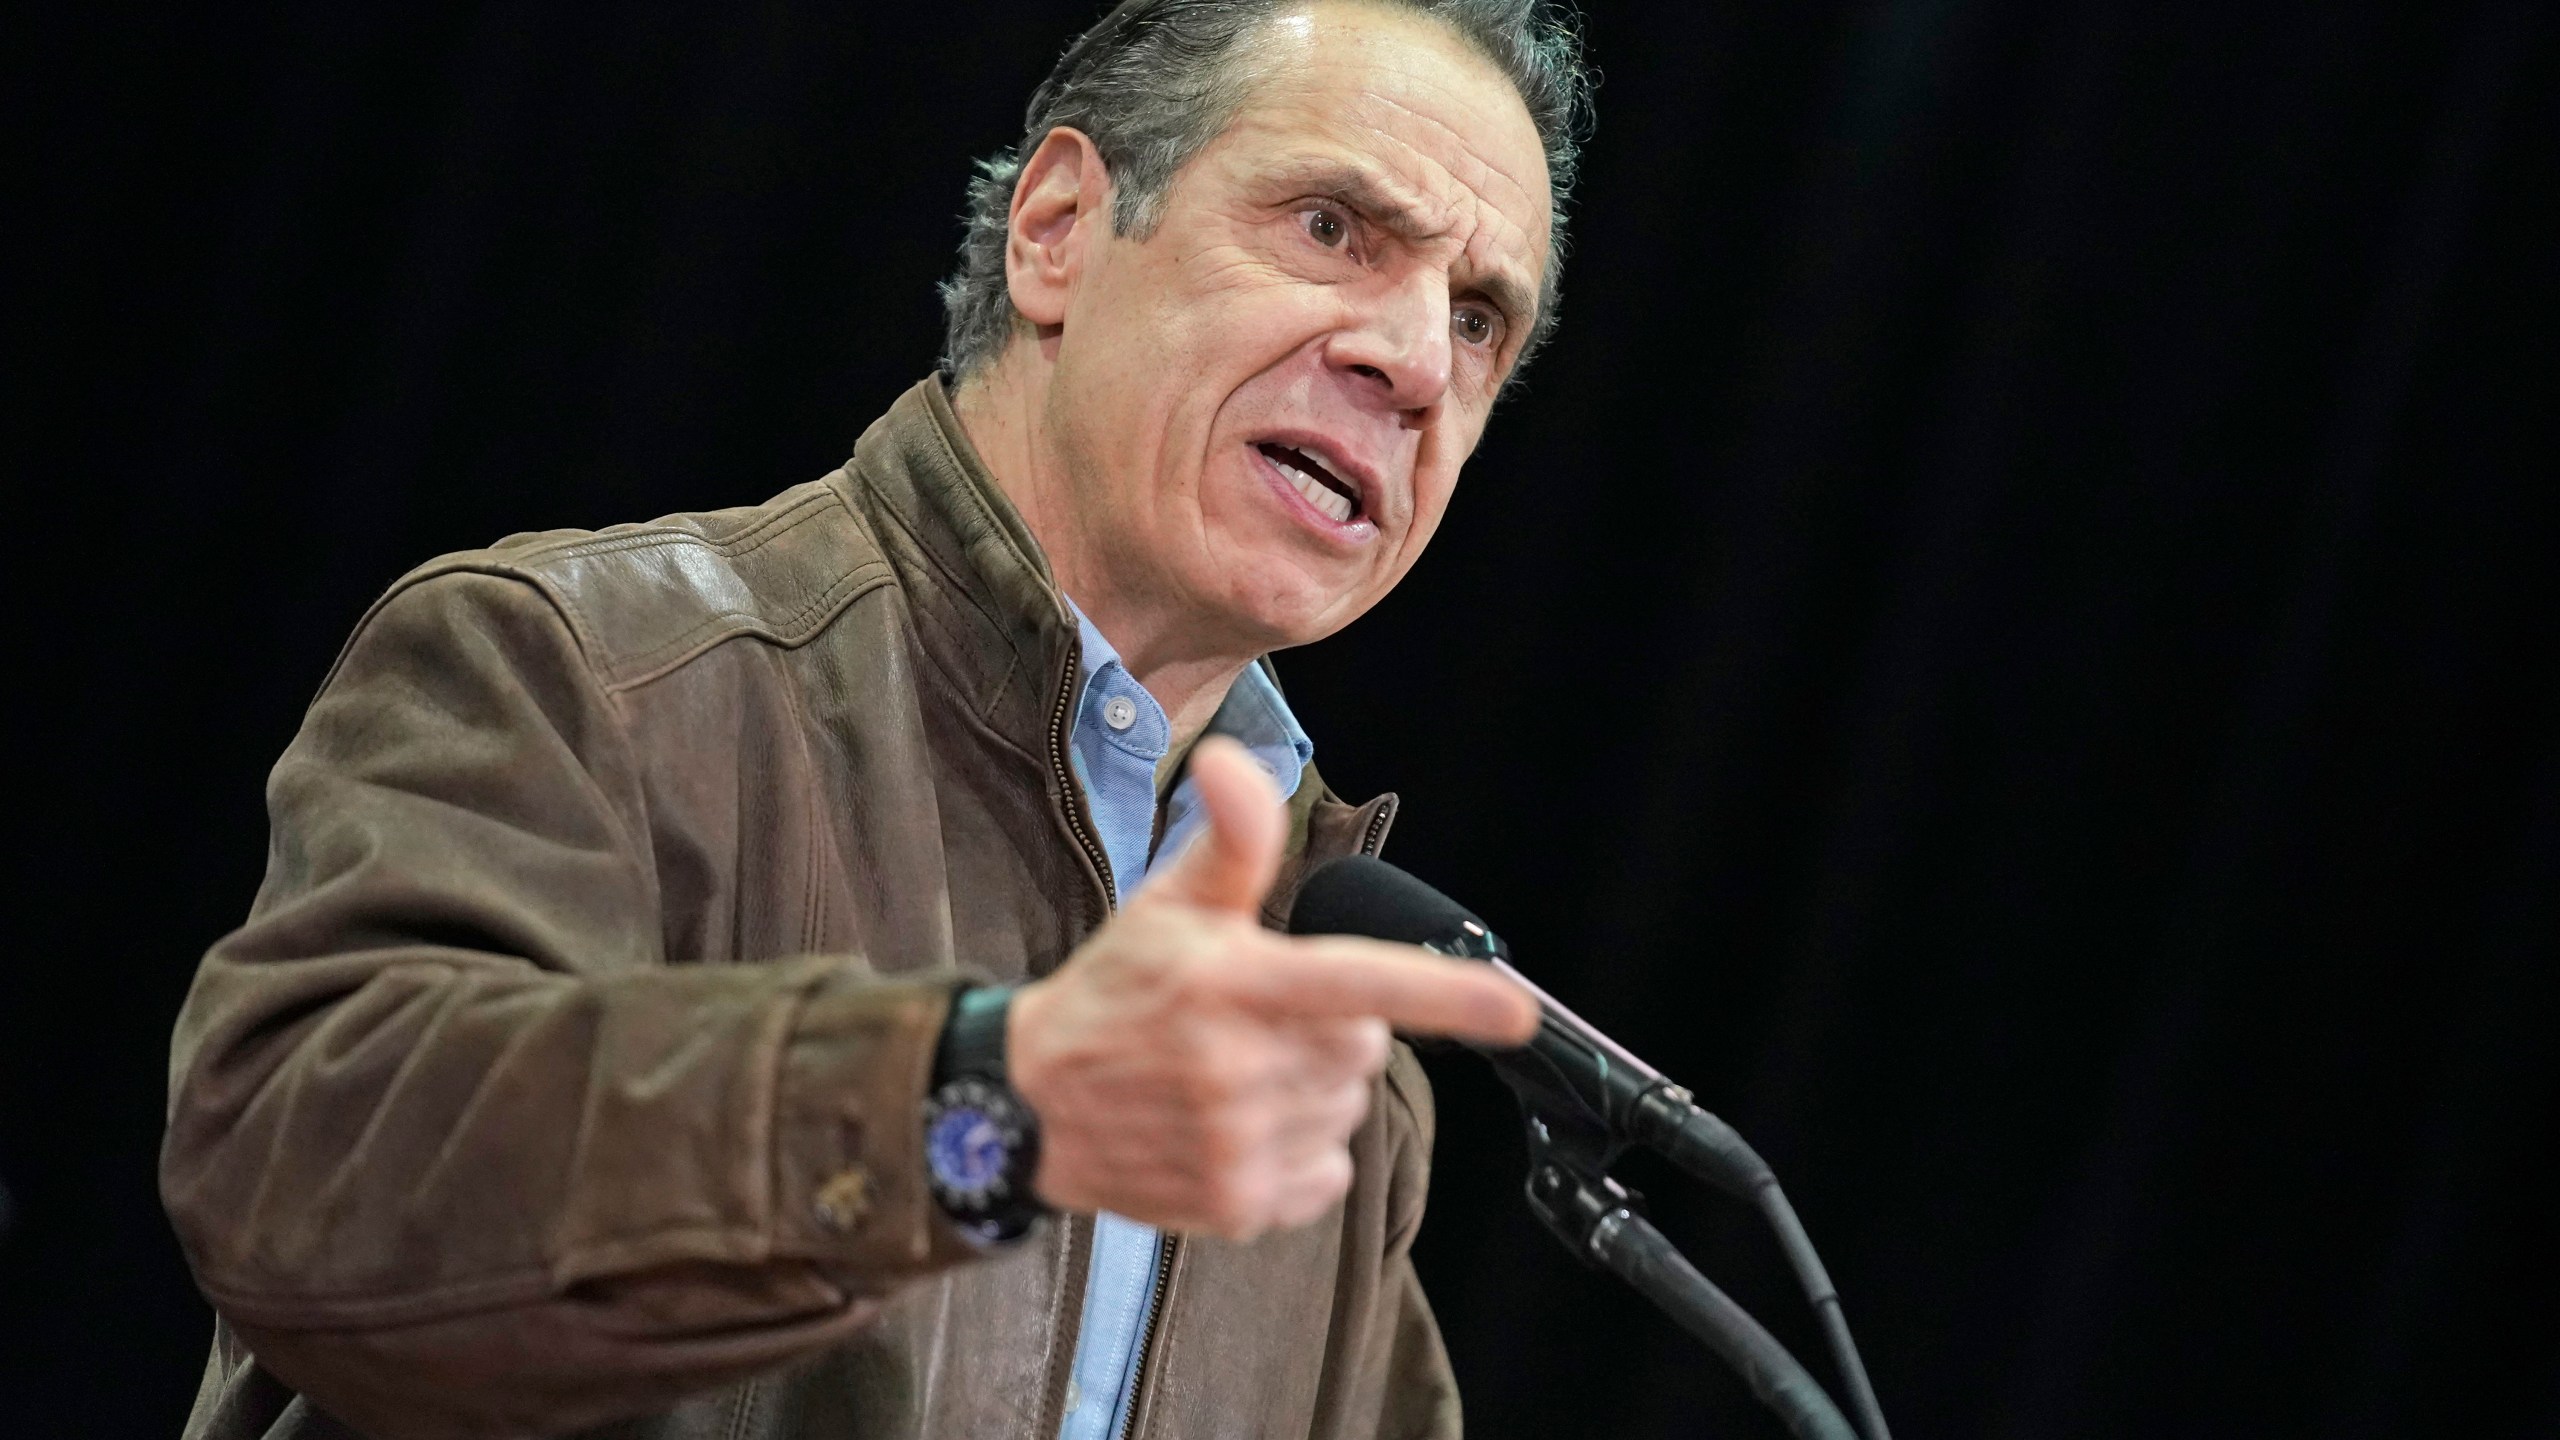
[162,377,1459,1440]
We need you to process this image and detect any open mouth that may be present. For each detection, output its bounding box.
[1257,442,1362,524]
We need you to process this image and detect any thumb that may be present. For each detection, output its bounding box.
[1141,735,1284,916]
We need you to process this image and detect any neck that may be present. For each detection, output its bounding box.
[951,350,1254,748]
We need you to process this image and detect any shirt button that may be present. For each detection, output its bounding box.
[1102,695,1138,731]
[1064,1380,1083,1414]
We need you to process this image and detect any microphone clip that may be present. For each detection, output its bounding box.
[1520,1112,1644,1267]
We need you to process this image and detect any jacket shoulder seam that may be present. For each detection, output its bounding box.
[515,483,839,568]
[444,484,892,694]
[596,555,896,695]
[314,560,617,704]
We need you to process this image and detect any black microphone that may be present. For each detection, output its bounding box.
[1286,854,1768,1196]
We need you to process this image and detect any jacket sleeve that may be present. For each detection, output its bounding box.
[160,569,988,1440]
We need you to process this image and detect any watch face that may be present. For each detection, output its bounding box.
[927,1104,1012,1200]
[925,1073,1038,1216]
[922,1076,1042,1242]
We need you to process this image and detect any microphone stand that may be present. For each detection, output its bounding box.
[1438,929,1890,1440]
[1519,1110,1857,1440]
[1515,1117,1863,1434]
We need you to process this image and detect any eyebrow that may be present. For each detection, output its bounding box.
[1269,160,1542,340]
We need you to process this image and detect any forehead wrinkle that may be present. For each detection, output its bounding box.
[1360,139,1542,331]
[1351,84,1546,226]
[1338,91,1549,318]
[1237,42,1547,243]
[1343,80,1545,240]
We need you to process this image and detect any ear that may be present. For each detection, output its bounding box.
[1005,127,1111,331]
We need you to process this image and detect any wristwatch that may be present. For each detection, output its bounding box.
[921,984,1047,1243]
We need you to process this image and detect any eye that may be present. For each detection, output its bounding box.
[1453,306,1497,348]
[1300,206,1349,249]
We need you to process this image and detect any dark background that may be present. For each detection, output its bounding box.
[8,0,2556,1436]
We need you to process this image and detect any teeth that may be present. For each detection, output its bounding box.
[1272,451,1355,523]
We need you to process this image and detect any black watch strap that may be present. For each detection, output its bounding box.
[933,983,1015,1086]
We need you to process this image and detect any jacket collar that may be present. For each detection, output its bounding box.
[838,375,1076,750]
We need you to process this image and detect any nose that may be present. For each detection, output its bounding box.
[1323,268,1451,423]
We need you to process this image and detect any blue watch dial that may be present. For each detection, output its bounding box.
[927,1104,1012,1198]
[922,1074,1039,1238]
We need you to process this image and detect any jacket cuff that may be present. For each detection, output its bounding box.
[768,969,992,1277]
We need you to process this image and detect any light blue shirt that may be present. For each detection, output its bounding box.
[1055,600,1313,1440]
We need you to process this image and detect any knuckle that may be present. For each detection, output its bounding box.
[1276,1152,1353,1230]
[1204,1170,1266,1234]
[1332,1081,1375,1133]
[1350,1018,1393,1071]
[1317,1147,1356,1199]
[1295,1176,1352,1226]
[1206,1102,1279,1171]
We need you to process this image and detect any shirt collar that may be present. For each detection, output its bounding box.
[1064,601,1314,800]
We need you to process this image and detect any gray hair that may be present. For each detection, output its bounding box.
[938,0,1594,381]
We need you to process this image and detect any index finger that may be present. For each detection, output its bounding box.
[1227,937,1541,1046]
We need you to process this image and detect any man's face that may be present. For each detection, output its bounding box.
[1039,2,1551,655]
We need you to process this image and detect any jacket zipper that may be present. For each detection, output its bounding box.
[1110,794,1400,1440]
[1045,646,1118,914]
[1047,637,1156,1439]
[1357,794,1398,858]
[1114,1233,1180,1440]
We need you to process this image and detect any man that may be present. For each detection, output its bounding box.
[161,1,1593,1436]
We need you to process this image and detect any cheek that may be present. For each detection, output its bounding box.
[1401,466,1460,557]
[1186,264,1356,368]
[1404,419,1476,526]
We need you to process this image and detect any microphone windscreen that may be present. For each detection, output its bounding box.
[1287,855,1483,947]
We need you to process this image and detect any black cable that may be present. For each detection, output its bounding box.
[1586,1205,1859,1440]
[1640,1095,1893,1440]
[1753,1177,1892,1440]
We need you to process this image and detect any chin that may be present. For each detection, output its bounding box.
[1218,573,1368,650]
